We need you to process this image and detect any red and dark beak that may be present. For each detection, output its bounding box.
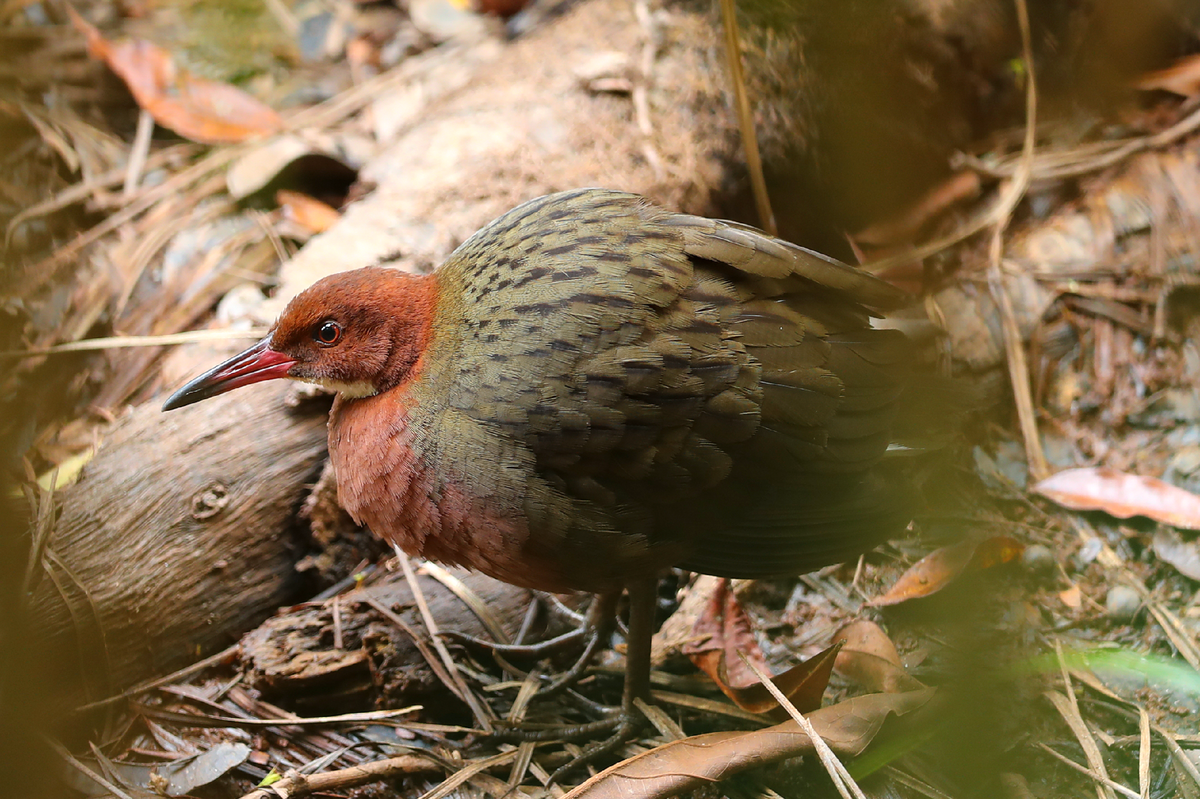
[162,338,297,411]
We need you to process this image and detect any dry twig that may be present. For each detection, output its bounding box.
[719,0,775,235]
[737,651,865,799]
[396,548,495,731]
[237,753,442,799]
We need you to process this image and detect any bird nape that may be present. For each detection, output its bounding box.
[164,188,940,772]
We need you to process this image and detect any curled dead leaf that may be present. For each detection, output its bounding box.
[683,578,839,715]
[1135,53,1200,97]
[561,688,936,799]
[869,536,1024,607]
[833,620,926,693]
[277,190,342,235]
[1033,467,1200,530]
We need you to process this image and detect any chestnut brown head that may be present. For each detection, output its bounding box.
[163,267,437,411]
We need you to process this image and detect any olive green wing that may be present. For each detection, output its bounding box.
[428,189,914,585]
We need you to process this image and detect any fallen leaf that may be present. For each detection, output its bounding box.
[66,743,250,797]
[1033,467,1200,530]
[561,688,936,799]
[67,7,282,144]
[869,536,1025,607]
[833,620,926,693]
[683,578,839,714]
[1135,54,1200,97]
[1059,584,1082,609]
[278,190,342,234]
[1152,528,1200,581]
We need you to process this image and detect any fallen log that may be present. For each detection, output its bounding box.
[240,567,539,718]
[27,383,328,711]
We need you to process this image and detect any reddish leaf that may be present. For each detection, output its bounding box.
[833,620,925,694]
[67,7,282,145]
[1033,467,1200,530]
[869,536,1024,607]
[277,190,341,234]
[683,578,839,714]
[561,688,936,799]
[1135,54,1200,97]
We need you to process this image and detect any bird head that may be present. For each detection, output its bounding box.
[163,267,436,411]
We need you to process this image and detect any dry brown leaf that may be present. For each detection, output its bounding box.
[1135,54,1200,97]
[67,7,283,145]
[833,620,926,693]
[1059,584,1082,609]
[561,688,936,799]
[1033,467,1200,530]
[277,190,342,234]
[869,536,1025,607]
[683,578,839,714]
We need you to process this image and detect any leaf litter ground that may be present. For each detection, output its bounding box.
[5,3,1200,798]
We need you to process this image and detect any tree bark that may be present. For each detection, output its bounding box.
[27,384,328,711]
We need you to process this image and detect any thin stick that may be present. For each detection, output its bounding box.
[718,0,775,235]
[1,328,267,359]
[419,560,511,645]
[122,110,154,198]
[986,0,1048,480]
[1050,640,1117,799]
[332,594,344,651]
[236,752,443,799]
[73,644,239,714]
[361,595,467,704]
[1036,745,1139,799]
[737,651,865,799]
[396,548,495,731]
[46,736,135,799]
[1137,706,1150,799]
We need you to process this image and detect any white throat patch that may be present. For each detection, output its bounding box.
[314,378,378,398]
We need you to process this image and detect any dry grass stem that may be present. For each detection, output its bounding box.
[1035,744,1139,799]
[1050,641,1117,799]
[737,651,866,799]
[1137,707,1150,799]
[419,560,512,645]
[396,548,495,731]
[46,736,135,799]
[719,0,775,235]
[1,328,268,359]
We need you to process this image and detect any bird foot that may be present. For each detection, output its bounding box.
[445,590,619,700]
[492,707,645,781]
[549,710,644,783]
[442,625,587,661]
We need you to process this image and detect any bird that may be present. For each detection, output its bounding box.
[164,188,929,764]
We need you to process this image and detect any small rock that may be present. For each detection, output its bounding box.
[1105,586,1141,621]
[1021,544,1055,576]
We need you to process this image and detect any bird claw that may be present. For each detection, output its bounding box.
[444,590,619,701]
[441,625,587,661]
[547,710,645,783]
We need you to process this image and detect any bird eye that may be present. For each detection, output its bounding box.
[314,321,342,346]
